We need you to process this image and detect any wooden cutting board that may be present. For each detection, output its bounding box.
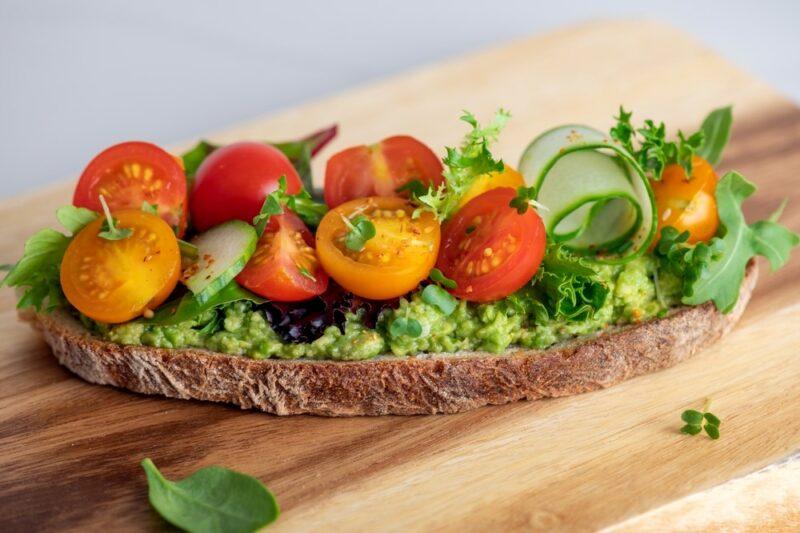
[2,20,799,531]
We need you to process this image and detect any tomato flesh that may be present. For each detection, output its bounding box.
[60,209,181,323]
[73,141,188,236]
[191,142,303,232]
[316,197,441,299]
[324,136,443,208]
[437,188,546,302]
[652,155,719,246]
[236,212,328,302]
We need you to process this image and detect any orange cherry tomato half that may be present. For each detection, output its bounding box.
[316,197,441,299]
[60,209,181,323]
[324,135,444,208]
[236,212,329,302]
[457,165,525,210]
[652,155,720,246]
[437,187,546,302]
[73,141,188,237]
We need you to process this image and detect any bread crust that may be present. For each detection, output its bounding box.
[25,261,757,416]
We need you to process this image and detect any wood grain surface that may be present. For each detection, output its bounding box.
[1,20,799,531]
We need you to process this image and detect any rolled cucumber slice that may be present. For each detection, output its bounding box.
[184,220,257,303]
[518,124,656,264]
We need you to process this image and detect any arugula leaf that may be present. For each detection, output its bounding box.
[142,458,279,533]
[55,206,97,235]
[682,172,799,312]
[429,267,457,289]
[389,317,422,338]
[421,284,457,315]
[253,176,328,234]
[697,106,733,166]
[529,246,609,322]
[147,282,265,326]
[343,215,376,252]
[609,107,704,179]
[97,196,132,241]
[414,109,509,220]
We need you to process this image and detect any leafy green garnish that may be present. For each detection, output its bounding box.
[55,205,98,234]
[414,109,510,220]
[658,172,799,313]
[696,106,733,166]
[610,107,706,179]
[181,140,215,180]
[508,246,608,323]
[429,267,457,289]
[342,215,376,252]
[97,196,132,241]
[421,284,457,316]
[680,404,721,440]
[396,179,429,200]
[389,317,422,338]
[141,201,159,216]
[509,185,547,215]
[2,229,69,311]
[179,125,337,193]
[141,458,279,533]
[147,282,265,326]
[2,205,102,311]
[253,176,329,235]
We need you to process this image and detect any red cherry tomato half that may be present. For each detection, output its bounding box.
[190,142,303,232]
[236,211,329,302]
[436,188,546,302]
[324,135,443,208]
[73,141,188,236]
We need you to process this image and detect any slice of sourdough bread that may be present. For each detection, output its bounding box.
[25,261,757,417]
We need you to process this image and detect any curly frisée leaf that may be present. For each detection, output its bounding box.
[682,172,799,312]
[532,246,609,322]
[141,458,279,533]
[413,109,510,221]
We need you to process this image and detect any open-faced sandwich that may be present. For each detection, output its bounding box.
[5,107,798,415]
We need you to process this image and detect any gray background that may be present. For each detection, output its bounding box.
[1,0,798,199]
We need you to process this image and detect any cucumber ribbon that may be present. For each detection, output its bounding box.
[519,125,656,264]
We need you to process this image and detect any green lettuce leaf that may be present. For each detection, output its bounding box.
[2,228,70,311]
[146,281,266,326]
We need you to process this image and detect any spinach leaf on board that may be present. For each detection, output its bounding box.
[146,282,266,326]
[696,106,733,166]
[142,458,279,533]
[682,171,799,312]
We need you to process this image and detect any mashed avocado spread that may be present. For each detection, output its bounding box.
[90,255,681,361]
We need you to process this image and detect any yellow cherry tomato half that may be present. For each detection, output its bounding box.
[61,209,181,323]
[652,155,720,246]
[316,196,441,299]
[457,165,525,209]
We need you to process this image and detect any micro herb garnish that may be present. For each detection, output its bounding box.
[610,106,708,180]
[509,185,548,214]
[97,196,133,241]
[342,214,376,252]
[252,176,329,236]
[421,285,457,316]
[141,458,279,533]
[413,109,510,221]
[389,316,422,338]
[429,267,457,289]
[680,400,721,440]
[141,201,159,215]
